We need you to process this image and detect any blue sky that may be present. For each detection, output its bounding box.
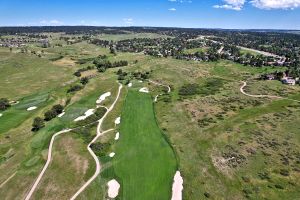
[0,0,299,29]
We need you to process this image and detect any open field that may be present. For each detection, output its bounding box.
[112,90,177,199]
[1,30,300,200]
[97,32,171,41]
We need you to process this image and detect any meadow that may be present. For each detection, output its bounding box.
[1,32,300,200]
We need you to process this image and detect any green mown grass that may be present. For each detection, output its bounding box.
[0,92,50,134]
[113,90,177,200]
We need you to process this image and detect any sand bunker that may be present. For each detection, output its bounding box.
[139,80,143,83]
[58,112,65,118]
[128,83,132,87]
[0,113,2,117]
[74,109,95,122]
[109,152,115,158]
[96,92,111,104]
[114,117,121,125]
[114,132,120,140]
[107,179,120,198]
[27,106,37,111]
[171,171,183,200]
[139,87,149,93]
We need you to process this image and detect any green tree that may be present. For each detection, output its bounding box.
[44,110,57,121]
[0,98,10,111]
[52,104,64,114]
[32,117,45,131]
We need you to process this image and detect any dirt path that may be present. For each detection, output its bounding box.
[24,129,72,200]
[70,83,123,200]
[0,172,17,188]
[240,81,300,103]
[149,80,171,102]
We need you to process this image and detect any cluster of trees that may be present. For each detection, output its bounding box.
[93,56,128,72]
[32,104,64,131]
[0,98,10,111]
[116,69,150,82]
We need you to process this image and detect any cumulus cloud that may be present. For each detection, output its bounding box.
[213,0,245,10]
[214,0,300,10]
[168,8,177,11]
[40,19,64,25]
[250,0,300,9]
[123,18,133,25]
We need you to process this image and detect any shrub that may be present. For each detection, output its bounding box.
[0,98,10,111]
[179,84,199,96]
[44,110,57,121]
[80,77,89,85]
[32,117,45,131]
[67,85,83,93]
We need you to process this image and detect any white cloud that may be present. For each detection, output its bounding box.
[168,8,177,11]
[123,18,133,25]
[40,19,64,25]
[213,0,245,10]
[250,0,300,9]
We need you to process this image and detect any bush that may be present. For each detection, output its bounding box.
[179,84,199,96]
[32,117,45,131]
[0,98,10,111]
[52,104,64,114]
[44,110,57,121]
[67,85,83,93]
[80,77,89,85]
[90,142,111,157]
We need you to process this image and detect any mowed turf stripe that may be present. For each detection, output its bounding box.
[113,90,177,200]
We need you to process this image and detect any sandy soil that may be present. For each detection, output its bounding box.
[139,87,149,93]
[171,171,183,200]
[74,109,95,121]
[57,112,65,118]
[27,106,37,111]
[114,132,120,140]
[107,179,120,198]
[109,152,115,158]
[96,92,111,104]
[114,117,121,125]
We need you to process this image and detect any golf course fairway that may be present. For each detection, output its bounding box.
[113,90,177,200]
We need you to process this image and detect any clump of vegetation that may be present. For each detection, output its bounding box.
[198,78,224,96]
[0,98,10,111]
[90,142,111,157]
[32,117,45,132]
[80,77,89,85]
[179,83,199,96]
[44,104,64,121]
[67,84,83,93]
[93,56,128,73]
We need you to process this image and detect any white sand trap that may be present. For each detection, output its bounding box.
[96,92,111,104]
[171,171,183,200]
[128,83,132,87]
[139,80,143,83]
[139,87,149,93]
[74,109,95,122]
[114,132,120,140]
[114,117,121,125]
[0,113,2,117]
[58,112,65,118]
[109,152,115,158]
[107,179,120,198]
[27,106,37,111]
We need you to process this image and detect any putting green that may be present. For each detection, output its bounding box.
[113,90,177,200]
